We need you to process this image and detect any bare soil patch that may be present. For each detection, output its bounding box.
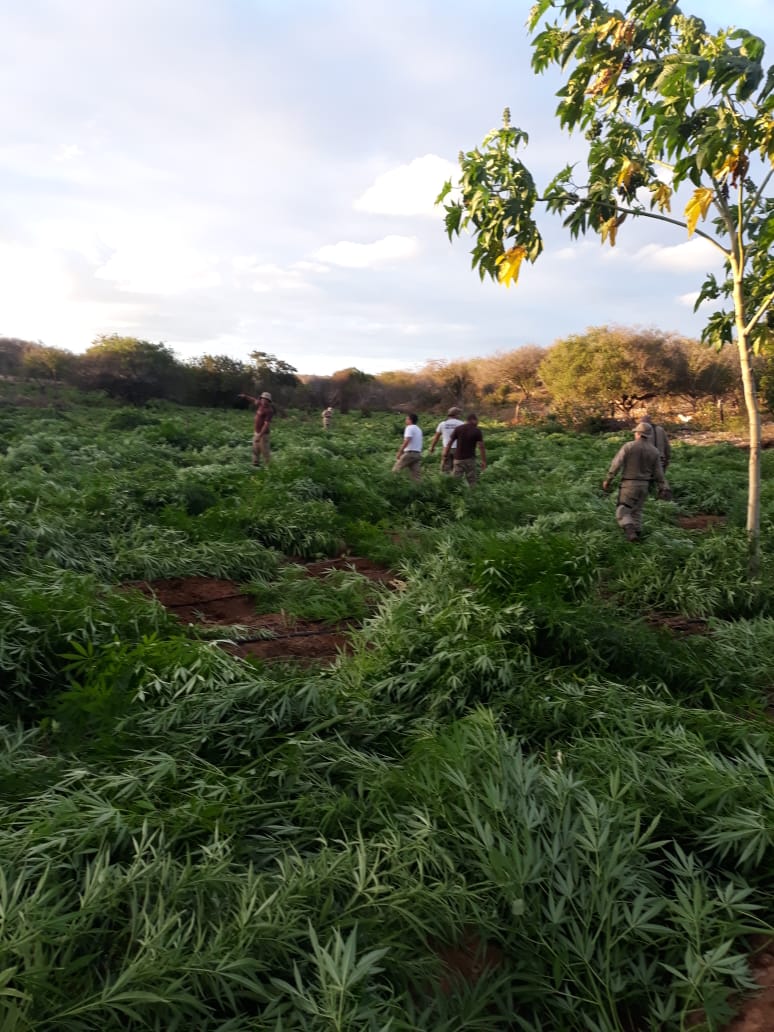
[432,932,503,996]
[124,557,394,665]
[299,555,398,584]
[645,613,710,636]
[725,938,774,1032]
[691,939,774,1032]
[677,514,727,531]
[673,424,774,450]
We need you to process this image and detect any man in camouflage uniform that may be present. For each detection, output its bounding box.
[641,412,671,478]
[602,422,667,541]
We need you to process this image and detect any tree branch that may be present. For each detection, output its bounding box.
[745,289,774,336]
[709,177,738,257]
[540,199,731,256]
[742,167,773,236]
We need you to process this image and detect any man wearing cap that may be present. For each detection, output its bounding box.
[239,391,275,466]
[602,422,667,541]
[640,412,672,498]
[428,407,464,474]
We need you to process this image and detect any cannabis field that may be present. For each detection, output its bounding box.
[3,398,774,1031]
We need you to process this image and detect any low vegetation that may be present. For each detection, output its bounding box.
[2,399,774,1030]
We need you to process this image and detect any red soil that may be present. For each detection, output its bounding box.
[723,939,774,1032]
[678,515,727,531]
[124,557,394,664]
[645,613,710,636]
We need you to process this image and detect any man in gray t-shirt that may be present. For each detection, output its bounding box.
[428,407,464,473]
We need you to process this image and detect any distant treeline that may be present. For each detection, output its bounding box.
[1,327,770,422]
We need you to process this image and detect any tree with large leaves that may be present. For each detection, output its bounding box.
[77,335,181,404]
[539,325,680,418]
[440,1,772,561]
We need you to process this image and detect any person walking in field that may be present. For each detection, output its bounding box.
[392,413,423,481]
[239,391,274,466]
[640,413,671,472]
[602,422,667,541]
[640,412,673,499]
[322,406,333,431]
[443,413,487,485]
[428,406,464,473]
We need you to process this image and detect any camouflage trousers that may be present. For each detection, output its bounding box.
[616,479,649,533]
[453,458,478,485]
[439,450,455,474]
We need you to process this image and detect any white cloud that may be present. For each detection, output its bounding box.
[354,154,457,216]
[95,233,221,295]
[554,241,595,261]
[231,257,319,294]
[634,239,720,272]
[398,321,470,336]
[313,235,418,268]
[0,242,143,349]
[678,291,701,308]
[55,143,83,162]
[251,264,311,294]
[292,260,330,274]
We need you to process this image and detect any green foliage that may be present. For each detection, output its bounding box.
[539,326,684,418]
[1,401,774,1029]
[443,0,773,540]
[247,564,384,623]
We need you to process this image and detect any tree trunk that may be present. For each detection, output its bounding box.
[733,271,761,572]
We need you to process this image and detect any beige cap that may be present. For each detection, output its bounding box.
[447,406,461,416]
[260,392,273,401]
[634,421,652,435]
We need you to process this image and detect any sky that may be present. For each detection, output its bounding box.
[1,0,772,376]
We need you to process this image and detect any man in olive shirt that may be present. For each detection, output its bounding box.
[444,413,487,485]
[602,422,666,541]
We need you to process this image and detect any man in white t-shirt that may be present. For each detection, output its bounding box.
[392,413,423,481]
[428,406,464,474]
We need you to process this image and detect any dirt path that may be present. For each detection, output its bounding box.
[673,424,774,450]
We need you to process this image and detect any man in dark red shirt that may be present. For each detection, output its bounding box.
[443,413,487,485]
[239,391,274,466]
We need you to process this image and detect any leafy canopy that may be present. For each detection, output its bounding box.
[440,1,773,352]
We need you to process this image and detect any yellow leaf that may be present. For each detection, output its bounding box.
[586,64,623,97]
[599,216,618,247]
[649,181,672,213]
[715,146,748,186]
[613,19,636,47]
[495,246,527,288]
[758,116,774,166]
[684,187,714,237]
[596,17,618,42]
[617,158,640,190]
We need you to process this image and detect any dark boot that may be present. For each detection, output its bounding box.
[624,524,638,542]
